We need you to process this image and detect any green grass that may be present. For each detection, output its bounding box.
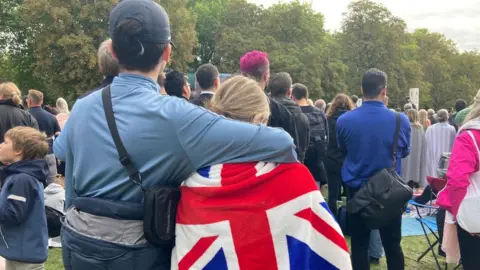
[45,235,462,269]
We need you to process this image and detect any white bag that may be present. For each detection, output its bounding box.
[456,131,480,234]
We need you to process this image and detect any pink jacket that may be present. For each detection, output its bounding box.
[437,120,480,217]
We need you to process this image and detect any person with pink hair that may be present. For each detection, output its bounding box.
[240,51,301,159]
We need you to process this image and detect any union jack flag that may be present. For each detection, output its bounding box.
[172,162,351,270]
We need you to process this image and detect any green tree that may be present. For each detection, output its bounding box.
[20,0,196,100]
[190,0,229,67]
[159,0,197,71]
[409,29,458,109]
[339,0,407,107]
[320,33,348,102]
[213,0,329,98]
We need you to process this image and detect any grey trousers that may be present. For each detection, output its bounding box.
[5,260,44,270]
[45,153,58,185]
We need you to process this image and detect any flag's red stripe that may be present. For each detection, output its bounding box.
[178,236,219,270]
[295,208,349,252]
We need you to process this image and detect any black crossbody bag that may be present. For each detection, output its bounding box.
[102,85,180,248]
[346,113,413,229]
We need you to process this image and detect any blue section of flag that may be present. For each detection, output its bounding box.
[320,202,335,220]
[287,235,338,270]
[203,248,228,270]
[198,166,211,178]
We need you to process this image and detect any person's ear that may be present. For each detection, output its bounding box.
[381,87,387,97]
[13,148,23,158]
[287,88,292,98]
[183,84,191,100]
[214,77,220,90]
[162,44,172,64]
[108,41,118,61]
[263,70,270,85]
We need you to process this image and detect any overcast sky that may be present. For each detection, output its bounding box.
[249,0,480,51]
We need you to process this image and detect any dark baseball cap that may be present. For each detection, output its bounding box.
[109,0,175,47]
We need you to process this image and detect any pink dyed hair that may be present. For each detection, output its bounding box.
[239,51,270,81]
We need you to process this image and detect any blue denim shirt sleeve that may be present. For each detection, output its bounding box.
[173,103,298,169]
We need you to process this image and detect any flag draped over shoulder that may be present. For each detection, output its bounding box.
[172,162,352,270]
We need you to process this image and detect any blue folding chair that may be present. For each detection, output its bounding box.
[409,200,442,269]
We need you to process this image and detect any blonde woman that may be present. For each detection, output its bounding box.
[419,109,431,130]
[402,109,427,187]
[0,82,38,143]
[55,98,70,130]
[173,76,351,269]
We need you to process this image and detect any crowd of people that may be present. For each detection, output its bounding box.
[0,0,479,270]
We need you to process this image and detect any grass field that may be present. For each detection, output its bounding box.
[44,235,462,269]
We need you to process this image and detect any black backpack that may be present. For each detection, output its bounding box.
[304,108,328,161]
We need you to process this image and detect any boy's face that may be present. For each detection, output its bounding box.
[0,137,23,164]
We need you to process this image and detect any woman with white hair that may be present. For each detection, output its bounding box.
[55,98,70,130]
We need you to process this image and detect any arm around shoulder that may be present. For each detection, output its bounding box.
[173,102,298,169]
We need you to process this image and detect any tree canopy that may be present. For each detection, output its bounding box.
[1,0,479,109]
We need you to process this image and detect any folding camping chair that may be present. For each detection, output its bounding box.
[409,200,442,270]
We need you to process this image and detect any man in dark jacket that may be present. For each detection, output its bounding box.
[191,64,220,108]
[0,82,38,144]
[269,73,310,163]
[27,90,61,185]
[292,83,328,189]
[240,51,300,157]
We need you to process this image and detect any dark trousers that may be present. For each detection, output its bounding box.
[326,171,342,217]
[348,188,404,270]
[305,159,328,186]
[436,209,445,255]
[457,224,480,270]
[324,158,343,217]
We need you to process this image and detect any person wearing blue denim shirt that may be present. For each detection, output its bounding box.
[54,1,297,270]
[337,69,411,270]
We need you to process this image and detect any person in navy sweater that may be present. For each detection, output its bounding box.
[0,127,49,270]
[337,69,411,270]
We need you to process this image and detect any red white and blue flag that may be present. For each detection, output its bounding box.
[172,162,351,270]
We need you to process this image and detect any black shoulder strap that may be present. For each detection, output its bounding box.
[392,112,401,168]
[102,86,144,190]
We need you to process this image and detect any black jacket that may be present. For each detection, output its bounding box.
[267,97,301,161]
[272,96,310,163]
[191,92,214,108]
[0,100,38,143]
[326,110,348,168]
